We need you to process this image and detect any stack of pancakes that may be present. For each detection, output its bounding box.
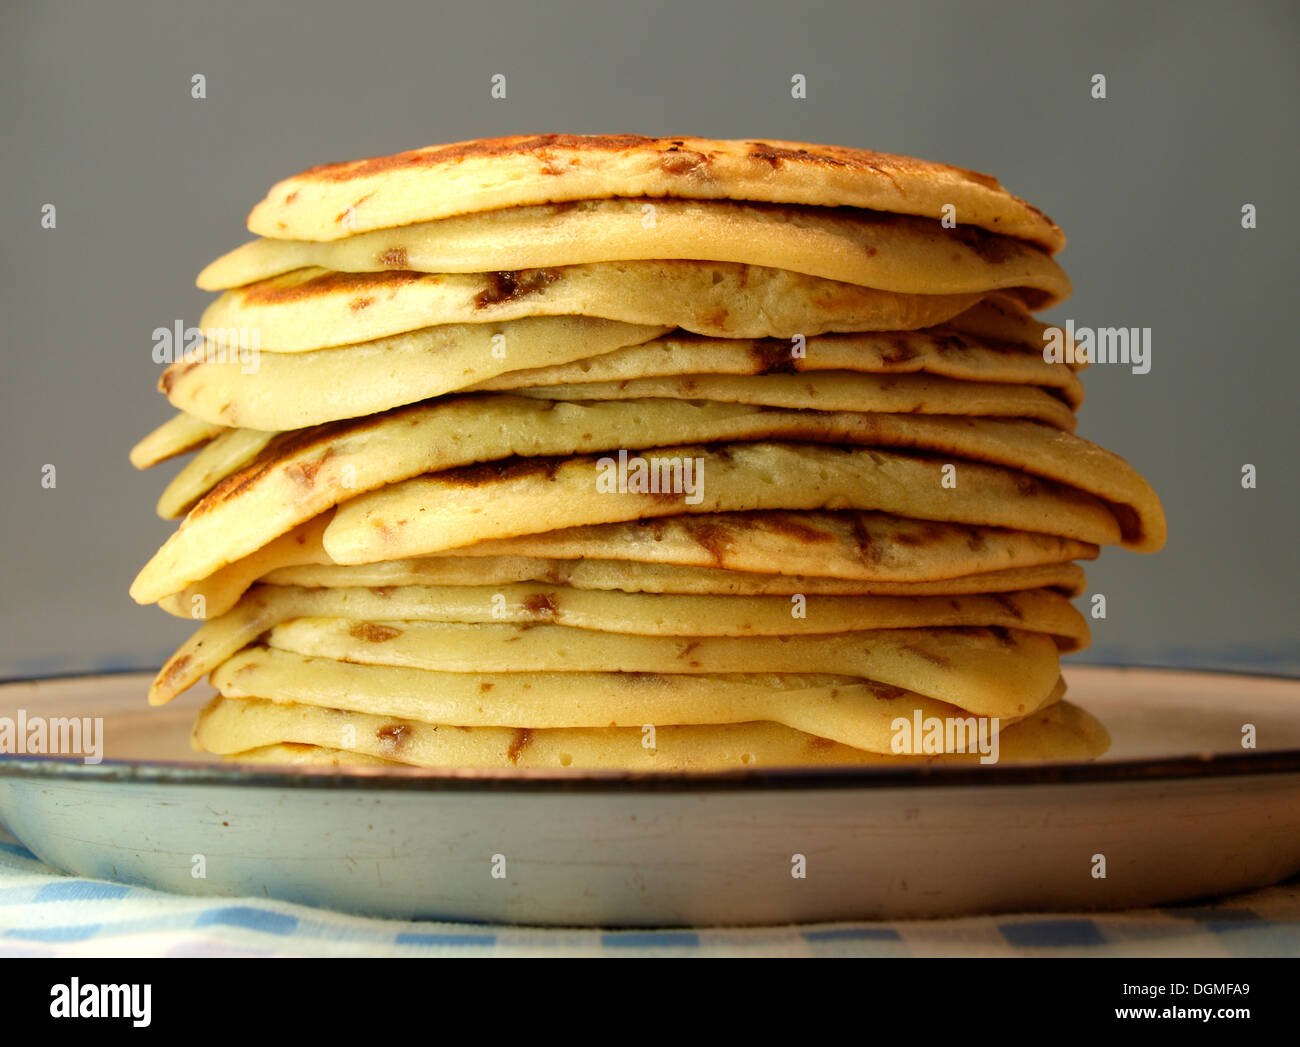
[129,135,1165,770]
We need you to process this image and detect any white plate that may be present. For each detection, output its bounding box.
[1,666,1298,926]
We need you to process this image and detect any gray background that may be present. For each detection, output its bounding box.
[0,0,1295,677]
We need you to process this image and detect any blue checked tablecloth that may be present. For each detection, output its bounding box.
[1,822,1297,957]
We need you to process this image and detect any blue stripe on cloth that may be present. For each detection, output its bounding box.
[193,906,299,935]
[4,923,103,943]
[33,881,131,903]
[1211,921,1300,958]
[804,927,902,942]
[998,919,1107,948]
[394,932,497,947]
[601,931,700,948]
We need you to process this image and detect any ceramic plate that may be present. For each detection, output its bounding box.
[0,666,1297,926]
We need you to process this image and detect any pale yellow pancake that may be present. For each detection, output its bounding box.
[206,198,1070,307]
[129,412,224,469]
[199,263,981,350]
[161,316,668,429]
[245,134,1064,252]
[149,583,1086,704]
[210,646,1062,754]
[130,396,1166,605]
[194,697,1110,768]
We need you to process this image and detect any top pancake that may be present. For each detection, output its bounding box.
[246,135,1065,253]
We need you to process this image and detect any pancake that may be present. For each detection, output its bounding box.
[161,554,1087,622]
[512,373,1078,431]
[204,198,1070,307]
[129,412,224,469]
[192,694,1106,767]
[266,619,1060,718]
[199,263,982,350]
[149,583,1087,705]
[441,511,1099,577]
[262,559,1089,599]
[475,321,1086,409]
[130,395,1165,604]
[322,442,1124,565]
[156,427,275,519]
[210,646,1063,754]
[161,316,669,429]
[154,509,1094,620]
[223,743,403,768]
[245,134,1065,252]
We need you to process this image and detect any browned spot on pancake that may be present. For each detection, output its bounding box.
[161,654,191,684]
[376,723,409,753]
[677,640,701,661]
[965,527,987,551]
[902,644,950,667]
[808,735,836,750]
[295,532,308,545]
[867,682,907,701]
[522,592,558,619]
[378,246,408,268]
[698,307,729,330]
[444,454,567,488]
[759,514,832,544]
[894,530,923,546]
[988,626,1017,647]
[285,190,299,204]
[301,135,654,183]
[848,515,881,564]
[686,521,731,564]
[991,593,1024,620]
[480,681,494,693]
[334,191,375,223]
[879,338,922,365]
[748,143,819,168]
[285,446,335,487]
[659,147,709,176]
[748,340,802,375]
[949,599,961,610]
[159,356,204,396]
[638,517,669,542]
[1015,475,1041,497]
[349,622,403,642]
[475,269,560,308]
[950,225,1020,265]
[349,296,374,311]
[241,269,417,306]
[507,727,533,764]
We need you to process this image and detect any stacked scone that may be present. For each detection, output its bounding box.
[129,135,1165,769]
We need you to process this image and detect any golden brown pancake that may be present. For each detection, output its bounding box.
[246,134,1065,252]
